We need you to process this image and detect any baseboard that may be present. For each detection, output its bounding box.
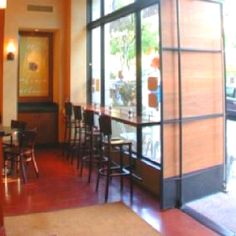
[161,165,224,209]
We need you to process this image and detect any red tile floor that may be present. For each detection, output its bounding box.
[3,148,217,235]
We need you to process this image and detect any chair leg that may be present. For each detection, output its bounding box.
[31,150,39,177]
[20,155,27,183]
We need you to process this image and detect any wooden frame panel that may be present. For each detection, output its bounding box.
[161,0,177,48]
[182,52,224,117]
[182,117,224,174]
[163,117,224,178]
[180,0,222,50]
[162,51,179,120]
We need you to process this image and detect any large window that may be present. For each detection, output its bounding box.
[88,0,161,164]
[105,0,134,15]
[91,27,101,104]
[141,4,160,118]
[104,14,136,111]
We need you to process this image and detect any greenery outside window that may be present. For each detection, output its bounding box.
[87,0,161,165]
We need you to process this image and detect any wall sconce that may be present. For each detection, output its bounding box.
[0,0,7,9]
[6,41,16,61]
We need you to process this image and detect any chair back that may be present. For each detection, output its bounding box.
[19,129,37,150]
[73,105,82,121]
[99,114,112,136]
[83,110,94,127]
[11,120,27,131]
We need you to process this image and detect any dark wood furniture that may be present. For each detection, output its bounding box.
[79,110,102,183]
[96,114,133,202]
[4,129,39,183]
[18,103,58,145]
[79,103,160,160]
[3,120,27,147]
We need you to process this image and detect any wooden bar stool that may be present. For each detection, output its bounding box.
[63,101,74,157]
[69,105,84,166]
[79,110,104,183]
[96,114,133,202]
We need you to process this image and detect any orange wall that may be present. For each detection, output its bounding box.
[3,0,87,141]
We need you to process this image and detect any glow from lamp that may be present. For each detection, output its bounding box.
[0,0,7,9]
[6,41,16,60]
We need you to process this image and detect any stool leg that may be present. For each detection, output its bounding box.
[105,144,111,202]
[120,146,123,192]
[76,124,82,169]
[88,129,93,183]
[129,144,133,200]
[96,143,103,192]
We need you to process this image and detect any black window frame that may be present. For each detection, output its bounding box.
[87,0,161,166]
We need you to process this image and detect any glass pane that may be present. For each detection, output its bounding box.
[141,4,161,121]
[142,125,161,163]
[91,27,101,105]
[92,0,100,21]
[104,14,136,114]
[112,120,137,153]
[105,0,134,15]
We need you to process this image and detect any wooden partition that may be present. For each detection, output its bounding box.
[160,0,225,208]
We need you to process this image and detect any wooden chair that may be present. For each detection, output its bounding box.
[3,120,27,147]
[96,114,133,202]
[4,128,39,183]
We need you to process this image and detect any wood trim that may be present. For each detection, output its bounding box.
[0,10,4,123]
[0,9,5,228]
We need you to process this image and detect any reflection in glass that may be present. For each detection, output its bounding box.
[105,0,134,15]
[141,4,160,121]
[142,126,160,163]
[91,27,101,104]
[92,0,100,21]
[112,120,137,153]
[104,14,136,114]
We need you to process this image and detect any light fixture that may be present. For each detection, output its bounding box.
[0,0,7,9]
[6,41,16,61]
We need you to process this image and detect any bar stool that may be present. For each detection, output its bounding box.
[63,101,74,157]
[79,110,105,183]
[96,114,133,202]
[69,105,84,166]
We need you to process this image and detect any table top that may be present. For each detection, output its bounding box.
[0,126,15,137]
[79,104,160,127]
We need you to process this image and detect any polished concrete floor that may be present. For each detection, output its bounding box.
[2,148,217,235]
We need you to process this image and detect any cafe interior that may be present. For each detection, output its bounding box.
[0,0,226,235]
